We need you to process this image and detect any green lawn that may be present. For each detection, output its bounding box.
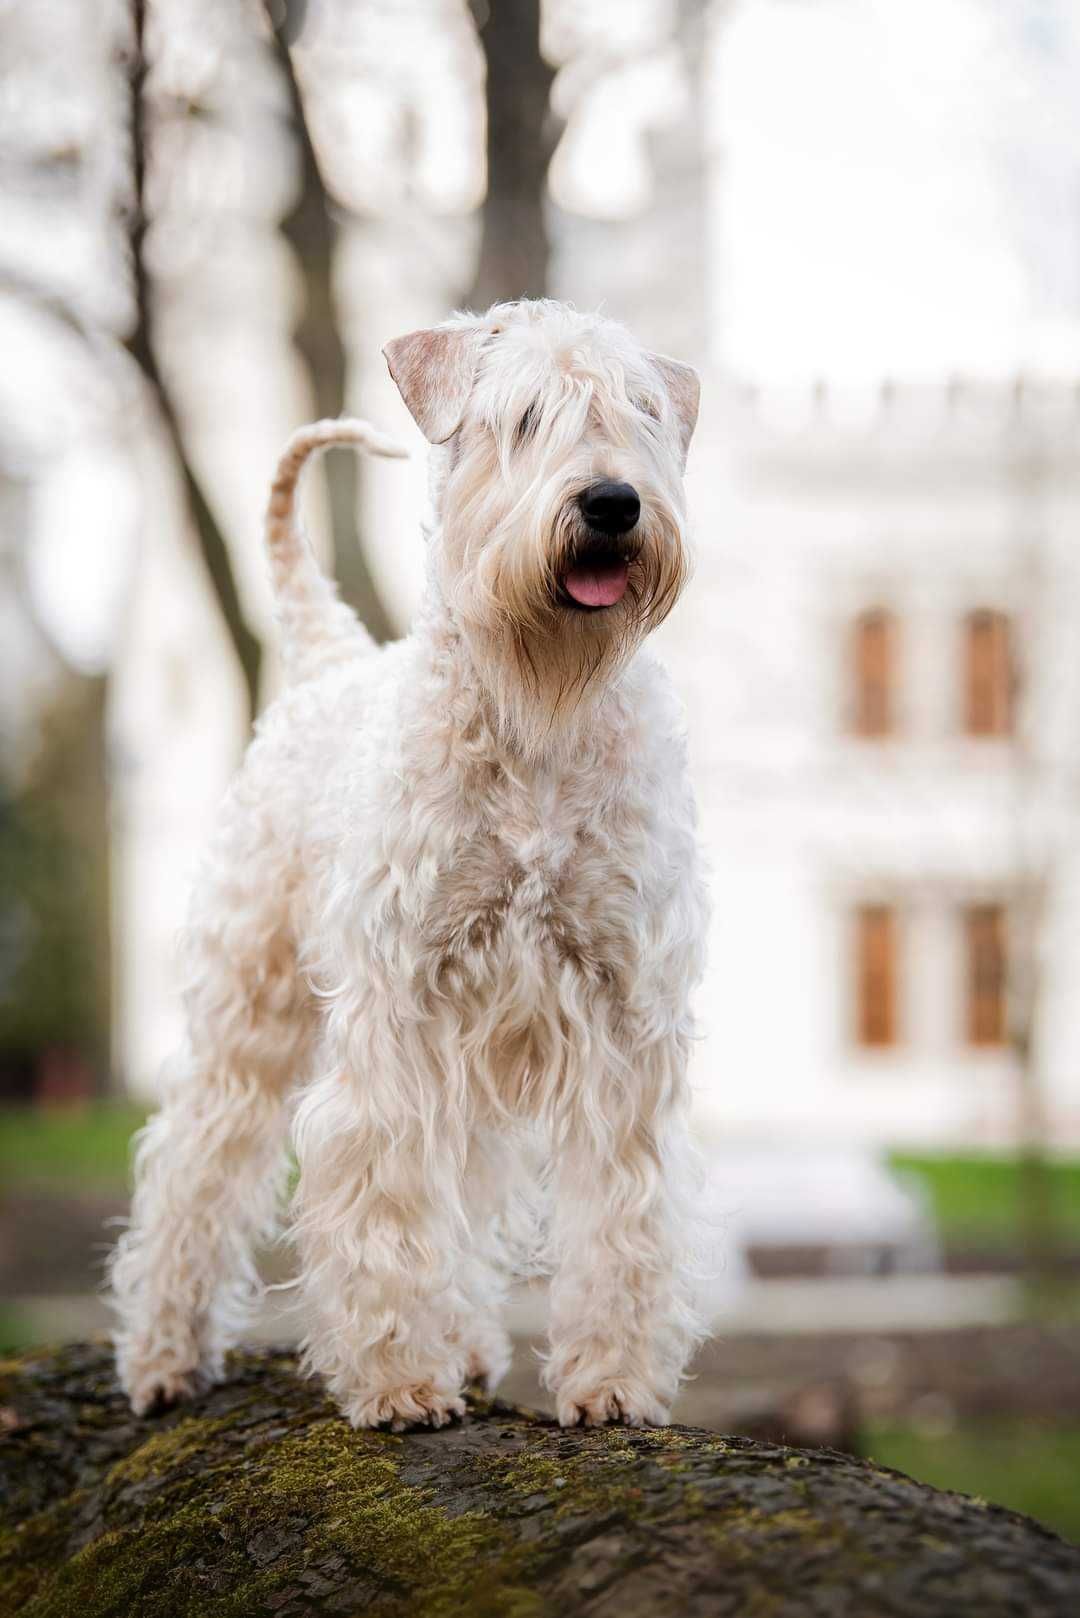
[890,1151,1080,1249]
[0,1307,35,1353]
[868,1421,1080,1546]
[0,1102,145,1192]
[2,1111,1079,1241]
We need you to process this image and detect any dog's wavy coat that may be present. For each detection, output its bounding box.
[111,299,710,1431]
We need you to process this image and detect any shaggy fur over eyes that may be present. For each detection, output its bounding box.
[110,299,710,1433]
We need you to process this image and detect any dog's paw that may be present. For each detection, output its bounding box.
[345,1383,467,1433]
[462,1325,512,1394]
[116,1323,219,1417]
[555,1379,670,1429]
[122,1363,202,1418]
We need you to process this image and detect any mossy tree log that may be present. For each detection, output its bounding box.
[2,1344,1078,1618]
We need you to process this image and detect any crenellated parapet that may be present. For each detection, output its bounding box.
[707,374,1080,488]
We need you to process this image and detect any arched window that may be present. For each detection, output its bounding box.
[964,610,1013,737]
[965,904,1008,1046]
[852,608,895,738]
[855,904,898,1047]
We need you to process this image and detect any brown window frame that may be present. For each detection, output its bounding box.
[852,607,896,738]
[964,609,1013,738]
[854,903,899,1048]
[964,903,1008,1047]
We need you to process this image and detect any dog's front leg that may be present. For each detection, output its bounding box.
[291,1056,470,1431]
[544,1042,703,1428]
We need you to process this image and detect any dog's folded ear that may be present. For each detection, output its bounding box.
[650,354,700,464]
[382,325,484,444]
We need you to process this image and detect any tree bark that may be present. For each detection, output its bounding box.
[466,0,556,308]
[2,1343,1077,1617]
[265,0,393,643]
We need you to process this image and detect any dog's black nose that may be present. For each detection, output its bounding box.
[579,480,641,536]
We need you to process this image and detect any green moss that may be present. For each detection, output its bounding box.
[10,1411,558,1618]
[106,1414,231,1486]
[473,1428,652,1532]
[706,1504,846,1562]
[273,1424,535,1616]
[476,1445,565,1496]
[636,1426,702,1449]
[0,1491,85,1613]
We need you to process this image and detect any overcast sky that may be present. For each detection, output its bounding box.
[715,0,1080,380]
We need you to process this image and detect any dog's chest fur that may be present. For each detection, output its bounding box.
[422,749,640,992]
[305,653,699,1112]
[390,744,659,1111]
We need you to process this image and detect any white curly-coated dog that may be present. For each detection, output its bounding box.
[110,298,709,1432]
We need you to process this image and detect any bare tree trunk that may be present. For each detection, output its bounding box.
[467,0,556,308]
[3,1343,1078,1616]
[265,0,393,642]
[123,0,263,723]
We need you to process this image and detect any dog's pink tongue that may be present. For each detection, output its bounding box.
[563,560,629,608]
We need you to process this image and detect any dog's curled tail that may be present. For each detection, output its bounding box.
[266,417,409,683]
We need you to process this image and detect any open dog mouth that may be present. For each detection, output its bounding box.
[558,539,637,610]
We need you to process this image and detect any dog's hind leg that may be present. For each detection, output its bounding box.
[110,819,314,1416]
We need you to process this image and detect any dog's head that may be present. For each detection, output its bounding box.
[384,299,698,746]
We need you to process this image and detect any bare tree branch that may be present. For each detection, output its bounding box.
[122,0,263,724]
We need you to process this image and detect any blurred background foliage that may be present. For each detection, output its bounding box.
[0,676,110,1096]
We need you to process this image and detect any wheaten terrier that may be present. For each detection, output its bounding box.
[111,298,709,1431]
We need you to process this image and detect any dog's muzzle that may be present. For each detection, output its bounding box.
[559,482,642,609]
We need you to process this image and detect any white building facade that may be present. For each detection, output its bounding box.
[668,378,1080,1149]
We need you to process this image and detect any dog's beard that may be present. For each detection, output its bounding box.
[441,495,689,755]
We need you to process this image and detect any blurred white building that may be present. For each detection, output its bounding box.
[668,377,1080,1149]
